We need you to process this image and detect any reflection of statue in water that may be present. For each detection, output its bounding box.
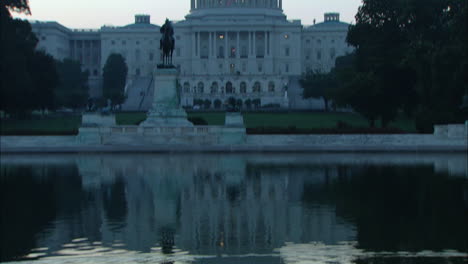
[159,18,175,68]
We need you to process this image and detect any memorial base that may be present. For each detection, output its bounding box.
[140,68,193,127]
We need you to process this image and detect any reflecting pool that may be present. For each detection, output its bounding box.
[1,153,467,264]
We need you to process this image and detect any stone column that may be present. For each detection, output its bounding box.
[224,31,228,59]
[248,32,252,57]
[264,31,267,57]
[253,31,256,57]
[192,32,196,59]
[236,31,240,59]
[197,32,201,58]
[209,32,212,58]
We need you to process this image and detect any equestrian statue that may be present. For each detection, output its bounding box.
[159,18,175,68]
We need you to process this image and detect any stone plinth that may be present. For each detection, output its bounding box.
[140,68,192,127]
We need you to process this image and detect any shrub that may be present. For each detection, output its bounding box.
[188,117,208,125]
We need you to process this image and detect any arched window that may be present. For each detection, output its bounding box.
[253,82,261,93]
[197,82,204,93]
[240,82,247,93]
[210,82,218,94]
[268,81,275,92]
[183,82,190,93]
[226,82,234,94]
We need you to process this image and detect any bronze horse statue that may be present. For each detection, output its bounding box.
[159,19,175,67]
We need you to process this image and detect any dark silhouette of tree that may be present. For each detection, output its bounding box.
[102,53,128,110]
[334,0,467,129]
[29,51,58,112]
[300,70,337,112]
[55,59,89,110]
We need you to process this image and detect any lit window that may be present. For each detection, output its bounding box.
[284,34,289,39]
[219,34,224,39]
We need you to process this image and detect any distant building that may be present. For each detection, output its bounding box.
[31,1,352,109]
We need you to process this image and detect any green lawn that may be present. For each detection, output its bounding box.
[0,116,82,135]
[0,111,417,135]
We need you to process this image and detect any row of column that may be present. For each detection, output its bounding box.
[192,31,272,59]
[191,0,282,9]
[70,40,100,67]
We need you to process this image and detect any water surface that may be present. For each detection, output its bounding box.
[1,153,467,263]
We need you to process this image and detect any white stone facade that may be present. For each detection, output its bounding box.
[31,1,352,108]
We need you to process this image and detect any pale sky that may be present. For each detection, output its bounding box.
[14,0,362,29]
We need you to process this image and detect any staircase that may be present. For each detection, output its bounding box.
[121,77,154,111]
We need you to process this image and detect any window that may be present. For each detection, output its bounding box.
[253,82,261,93]
[230,63,235,74]
[135,49,140,60]
[306,39,310,44]
[93,69,98,76]
[210,82,218,94]
[258,63,263,72]
[230,47,236,58]
[317,39,321,45]
[111,40,115,45]
[136,68,140,76]
[285,47,290,56]
[242,63,246,72]
[226,82,234,94]
[218,46,224,58]
[240,82,247,93]
[330,48,336,59]
[241,46,247,58]
[285,64,289,73]
[41,36,46,41]
[183,82,190,93]
[317,51,322,60]
[122,40,126,45]
[176,48,181,56]
[268,81,275,92]
[197,82,204,93]
[176,35,181,40]
[136,41,140,45]
[149,52,154,61]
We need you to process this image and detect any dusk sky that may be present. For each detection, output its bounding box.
[14,0,362,28]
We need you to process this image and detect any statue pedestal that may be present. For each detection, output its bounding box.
[140,68,193,127]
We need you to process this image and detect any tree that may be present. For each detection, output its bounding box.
[29,51,58,112]
[203,99,211,109]
[55,59,89,110]
[236,99,243,110]
[300,70,337,112]
[244,99,252,109]
[214,99,222,109]
[342,0,467,129]
[102,53,128,110]
[252,98,261,109]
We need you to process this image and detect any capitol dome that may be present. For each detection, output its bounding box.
[187,0,285,19]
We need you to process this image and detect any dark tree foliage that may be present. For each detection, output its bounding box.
[102,53,128,110]
[300,70,337,112]
[341,0,467,130]
[55,59,89,110]
[29,51,58,112]
[1,17,58,117]
[1,0,30,16]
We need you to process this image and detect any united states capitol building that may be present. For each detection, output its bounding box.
[31,0,352,109]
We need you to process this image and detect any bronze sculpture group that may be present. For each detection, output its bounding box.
[159,18,175,68]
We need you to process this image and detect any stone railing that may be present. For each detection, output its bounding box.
[434,122,468,139]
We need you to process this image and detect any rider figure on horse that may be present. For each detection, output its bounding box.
[159,18,175,67]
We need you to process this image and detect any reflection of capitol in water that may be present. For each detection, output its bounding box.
[73,154,356,255]
[1,153,467,263]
